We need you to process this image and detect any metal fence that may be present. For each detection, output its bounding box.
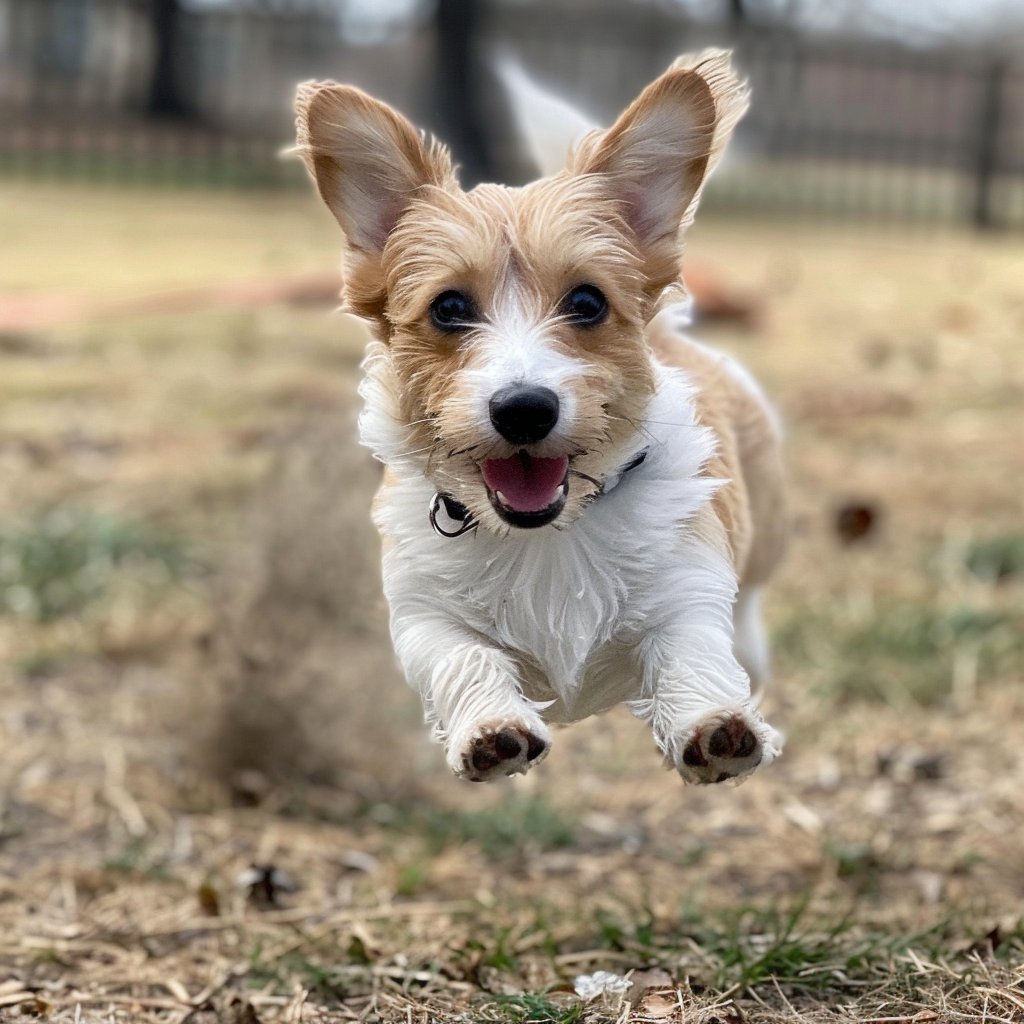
[2,0,1022,228]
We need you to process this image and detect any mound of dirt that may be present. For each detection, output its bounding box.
[188,408,425,803]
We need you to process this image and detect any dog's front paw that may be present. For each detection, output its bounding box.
[674,708,780,785]
[451,721,551,782]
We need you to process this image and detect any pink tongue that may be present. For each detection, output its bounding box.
[481,454,569,513]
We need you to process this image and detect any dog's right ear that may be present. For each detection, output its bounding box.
[570,50,747,301]
[295,82,455,254]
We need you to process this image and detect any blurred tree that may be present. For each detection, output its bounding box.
[434,0,494,186]
[727,0,747,26]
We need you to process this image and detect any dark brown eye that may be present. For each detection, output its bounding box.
[430,290,475,332]
[561,284,608,327]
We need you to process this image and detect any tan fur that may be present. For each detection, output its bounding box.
[647,322,786,586]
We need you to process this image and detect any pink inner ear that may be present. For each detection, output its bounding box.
[362,188,407,253]
[622,174,670,242]
[584,77,718,246]
[334,160,413,253]
[303,87,453,255]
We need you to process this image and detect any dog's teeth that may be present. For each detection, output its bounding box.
[496,491,507,504]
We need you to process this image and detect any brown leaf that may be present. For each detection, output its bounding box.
[640,991,679,1020]
[629,968,675,997]
[18,996,51,1017]
[197,880,220,917]
[835,501,879,544]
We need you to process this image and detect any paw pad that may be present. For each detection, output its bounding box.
[678,712,764,784]
[461,725,549,781]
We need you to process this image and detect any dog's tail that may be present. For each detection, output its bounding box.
[496,58,598,179]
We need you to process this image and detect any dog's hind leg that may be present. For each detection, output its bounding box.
[733,585,770,698]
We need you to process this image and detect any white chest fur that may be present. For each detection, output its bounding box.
[370,364,724,721]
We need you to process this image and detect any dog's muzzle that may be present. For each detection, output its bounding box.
[429,448,649,539]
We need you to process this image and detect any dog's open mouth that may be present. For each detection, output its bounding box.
[480,452,569,528]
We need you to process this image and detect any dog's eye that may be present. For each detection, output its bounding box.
[430,290,475,332]
[561,285,608,327]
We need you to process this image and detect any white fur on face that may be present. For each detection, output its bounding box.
[451,284,585,450]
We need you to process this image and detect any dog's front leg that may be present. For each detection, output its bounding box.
[391,613,551,781]
[630,629,782,784]
[627,530,783,784]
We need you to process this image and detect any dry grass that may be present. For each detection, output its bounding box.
[0,185,1022,1022]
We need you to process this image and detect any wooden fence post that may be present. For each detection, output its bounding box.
[147,0,190,118]
[433,0,494,187]
[972,59,1006,229]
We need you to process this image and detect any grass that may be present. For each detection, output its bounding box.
[1,183,1023,1022]
[0,504,188,622]
[775,595,1024,705]
[703,903,931,993]
[965,533,1024,583]
[409,794,579,858]
[477,994,585,1023]
[0,181,338,296]
[102,837,173,881]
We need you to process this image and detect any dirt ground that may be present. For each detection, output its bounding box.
[0,184,1022,1022]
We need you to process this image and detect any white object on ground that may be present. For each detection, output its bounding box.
[574,971,634,1001]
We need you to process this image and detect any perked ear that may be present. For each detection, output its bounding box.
[295,82,455,253]
[571,50,748,288]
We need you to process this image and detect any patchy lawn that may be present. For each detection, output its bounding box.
[0,184,1022,1022]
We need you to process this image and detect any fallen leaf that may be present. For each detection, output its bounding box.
[641,991,679,1019]
[835,501,879,544]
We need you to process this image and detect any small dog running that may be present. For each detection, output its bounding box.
[295,50,787,785]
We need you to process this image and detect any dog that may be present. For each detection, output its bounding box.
[294,50,786,785]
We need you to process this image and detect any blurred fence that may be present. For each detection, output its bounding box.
[2,0,1023,228]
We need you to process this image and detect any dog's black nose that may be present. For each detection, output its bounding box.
[489,385,560,444]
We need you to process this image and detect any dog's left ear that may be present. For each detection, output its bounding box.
[572,50,747,292]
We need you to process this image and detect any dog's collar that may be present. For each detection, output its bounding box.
[597,448,648,496]
[429,448,649,540]
[428,492,478,538]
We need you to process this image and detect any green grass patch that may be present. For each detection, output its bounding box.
[775,597,1024,704]
[584,898,1008,998]
[476,994,584,1024]
[238,903,1023,1019]
[701,902,880,992]
[965,533,1024,583]
[594,906,659,955]
[0,504,189,622]
[102,837,172,881]
[385,794,579,859]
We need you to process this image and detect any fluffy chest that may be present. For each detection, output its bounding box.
[453,495,660,699]
[371,361,722,709]
[381,446,719,706]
